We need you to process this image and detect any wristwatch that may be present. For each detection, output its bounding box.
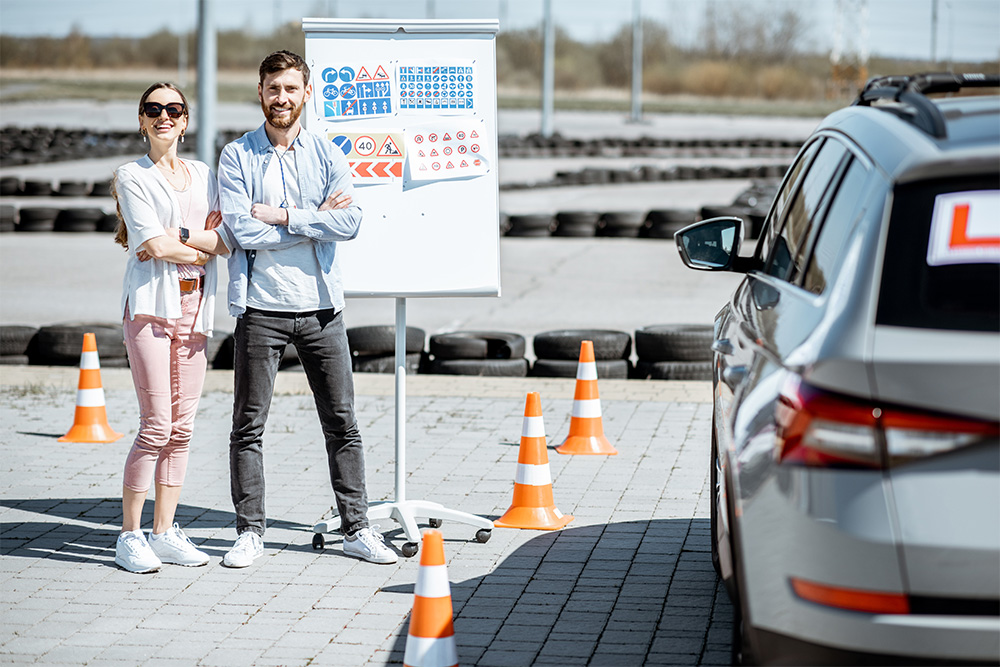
[179,227,190,245]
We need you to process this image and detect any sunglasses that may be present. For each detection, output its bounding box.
[142,102,186,119]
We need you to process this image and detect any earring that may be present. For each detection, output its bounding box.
[140,129,146,143]
[180,132,185,143]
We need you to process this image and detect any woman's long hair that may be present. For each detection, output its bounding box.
[113,82,191,250]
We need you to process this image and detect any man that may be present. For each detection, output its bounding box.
[218,50,396,566]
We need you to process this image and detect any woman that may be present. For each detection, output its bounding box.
[111,82,231,573]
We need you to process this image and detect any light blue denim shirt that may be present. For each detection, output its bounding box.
[218,123,362,316]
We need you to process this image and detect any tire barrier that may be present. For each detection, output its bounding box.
[530,358,630,379]
[347,325,426,374]
[1,322,719,382]
[0,176,20,196]
[532,329,631,362]
[16,207,59,232]
[506,214,553,237]
[553,211,599,237]
[428,331,526,360]
[632,324,713,381]
[0,204,14,233]
[54,207,103,232]
[29,323,127,366]
[499,162,791,192]
[1,127,802,166]
[426,331,529,377]
[597,211,646,238]
[0,325,38,357]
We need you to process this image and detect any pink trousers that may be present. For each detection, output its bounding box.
[122,292,207,492]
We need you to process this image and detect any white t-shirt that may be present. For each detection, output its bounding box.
[245,146,331,312]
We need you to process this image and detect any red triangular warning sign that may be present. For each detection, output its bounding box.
[443,133,452,141]
[470,130,479,138]
[418,150,426,157]
[419,163,427,170]
[378,136,401,157]
[446,161,454,169]
[374,65,389,79]
[430,148,439,156]
[460,160,469,167]
[356,67,372,82]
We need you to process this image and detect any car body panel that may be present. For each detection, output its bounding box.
[687,90,1000,664]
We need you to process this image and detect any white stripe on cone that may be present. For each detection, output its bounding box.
[404,634,458,667]
[413,564,451,599]
[80,351,101,370]
[576,361,598,381]
[515,462,552,487]
[571,398,602,419]
[521,415,545,438]
[76,388,106,408]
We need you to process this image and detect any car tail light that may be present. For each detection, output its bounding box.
[790,577,910,614]
[774,378,999,468]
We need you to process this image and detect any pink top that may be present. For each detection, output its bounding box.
[173,163,209,280]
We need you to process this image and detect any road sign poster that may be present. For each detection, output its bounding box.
[327,131,406,183]
[319,63,394,119]
[397,60,476,114]
[404,121,489,181]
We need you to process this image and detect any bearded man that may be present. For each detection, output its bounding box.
[218,50,397,567]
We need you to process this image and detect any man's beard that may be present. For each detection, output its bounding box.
[262,98,303,129]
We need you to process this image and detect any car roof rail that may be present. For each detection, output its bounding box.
[852,72,1000,139]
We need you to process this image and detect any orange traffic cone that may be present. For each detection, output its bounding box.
[494,392,573,530]
[58,333,123,443]
[404,529,458,667]
[555,340,617,455]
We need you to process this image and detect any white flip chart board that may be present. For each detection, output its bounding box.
[302,18,501,298]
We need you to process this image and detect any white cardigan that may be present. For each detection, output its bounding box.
[116,156,232,336]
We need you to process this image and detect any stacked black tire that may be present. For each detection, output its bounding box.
[1,323,129,367]
[425,331,528,376]
[633,324,713,381]
[0,325,38,365]
[531,329,632,379]
[346,325,425,374]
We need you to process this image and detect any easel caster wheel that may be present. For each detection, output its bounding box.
[312,533,325,550]
[428,518,443,528]
[475,529,492,543]
[401,542,419,558]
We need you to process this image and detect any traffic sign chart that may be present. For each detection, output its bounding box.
[321,64,393,118]
[398,65,475,111]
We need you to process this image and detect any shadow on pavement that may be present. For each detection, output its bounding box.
[0,497,313,564]
[384,518,732,667]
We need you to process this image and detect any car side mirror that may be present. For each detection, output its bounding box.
[675,217,744,272]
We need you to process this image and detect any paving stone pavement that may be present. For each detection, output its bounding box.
[1,373,732,666]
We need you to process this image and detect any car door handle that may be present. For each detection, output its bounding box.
[712,339,734,355]
[722,365,748,389]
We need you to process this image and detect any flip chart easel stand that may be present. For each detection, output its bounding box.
[311,299,494,557]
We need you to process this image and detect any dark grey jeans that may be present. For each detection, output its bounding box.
[229,307,369,537]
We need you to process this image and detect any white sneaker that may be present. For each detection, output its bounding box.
[222,531,263,568]
[343,525,398,564]
[115,530,162,574]
[149,523,209,567]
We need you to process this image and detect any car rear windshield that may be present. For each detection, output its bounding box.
[877,174,1000,332]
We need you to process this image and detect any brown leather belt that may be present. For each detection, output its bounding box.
[179,276,204,293]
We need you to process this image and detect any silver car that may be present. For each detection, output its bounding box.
[675,73,1000,665]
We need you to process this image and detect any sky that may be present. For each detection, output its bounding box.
[0,0,998,63]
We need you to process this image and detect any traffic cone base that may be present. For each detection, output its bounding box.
[495,392,574,531]
[404,530,458,667]
[556,434,616,456]
[494,504,572,531]
[59,334,123,443]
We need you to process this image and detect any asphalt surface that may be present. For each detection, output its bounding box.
[0,105,822,666]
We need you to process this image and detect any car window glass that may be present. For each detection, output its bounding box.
[765,140,848,281]
[803,160,869,295]
[756,139,823,263]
